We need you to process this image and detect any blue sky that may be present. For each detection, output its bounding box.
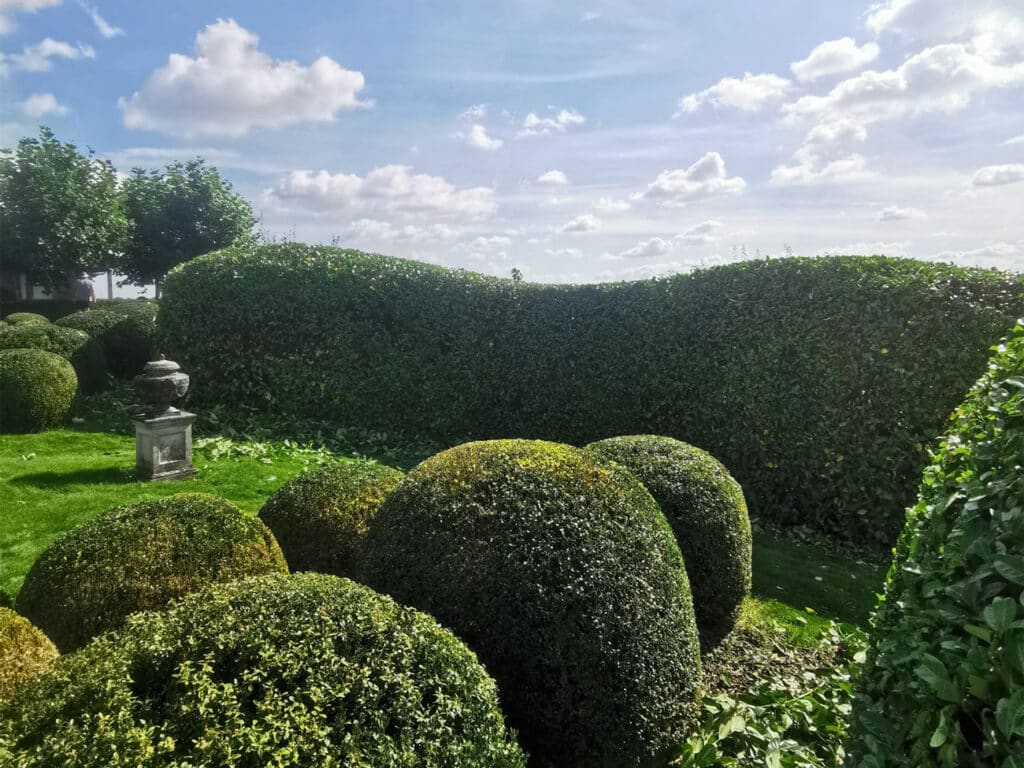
[2,0,1023,289]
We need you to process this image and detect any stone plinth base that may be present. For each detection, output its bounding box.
[134,410,198,481]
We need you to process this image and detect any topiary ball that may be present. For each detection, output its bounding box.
[359,439,702,768]
[0,573,526,767]
[259,460,404,576]
[16,493,288,652]
[0,323,108,393]
[2,313,49,327]
[0,608,58,704]
[55,308,153,379]
[587,435,752,648]
[0,349,77,433]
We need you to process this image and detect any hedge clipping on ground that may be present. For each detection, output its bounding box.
[0,349,77,433]
[587,434,752,648]
[847,321,1024,767]
[258,459,404,576]
[0,573,526,767]
[0,608,57,704]
[15,493,287,652]
[0,322,107,392]
[359,439,702,768]
[55,306,153,379]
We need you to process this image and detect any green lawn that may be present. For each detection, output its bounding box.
[0,429,890,625]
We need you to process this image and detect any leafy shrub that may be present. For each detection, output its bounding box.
[2,312,49,326]
[15,493,287,652]
[55,308,153,378]
[160,245,1024,548]
[0,321,8,331]
[258,460,404,576]
[359,439,702,767]
[0,573,526,767]
[587,434,752,648]
[0,608,57,704]
[846,322,1024,766]
[0,322,107,392]
[0,349,76,432]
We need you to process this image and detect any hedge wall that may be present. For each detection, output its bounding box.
[160,245,1024,547]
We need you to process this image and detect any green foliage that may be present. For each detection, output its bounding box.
[847,322,1024,767]
[0,573,526,767]
[0,349,76,432]
[0,608,57,704]
[0,322,107,393]
[55,308,153,378]
[0,127,125,290]
[15,493,287,652]
[359,439,702,767]
[160,245,1024,548]
[587,434,752,648]
[259,460,404,576]
[120,158,255,288]
[1,313,49,326]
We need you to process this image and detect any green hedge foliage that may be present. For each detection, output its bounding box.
[159,246,1024,548]
[0,348,76,432]
[259,460,404,576]
[846,322,1024,767]
[2,312,49,326]
[55,306,154,379]
[0,608,57,704]
[0,573,526,767]
[587,435,752,648]
[0,322,107,392]
[359,439,702,767]
[16,493,287,652]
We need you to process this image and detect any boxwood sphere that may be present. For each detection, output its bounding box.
[0,608,58,704]
[259,460,404,576]
[2,312,49,326]
[587,435,752,648]
[0,573,526,767]
[0,349,77,433]
[55,308,153,379]
[16,493,287,652]
[0,323,107,393]
[359,439,702,768]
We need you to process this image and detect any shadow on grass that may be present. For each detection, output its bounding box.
[10,467,137,488]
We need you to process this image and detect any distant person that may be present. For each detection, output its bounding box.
[73,275,95,310]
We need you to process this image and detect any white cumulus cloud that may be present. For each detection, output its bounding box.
[593,197,631,213]
[676,72,790,114]
[560,214,601,233]
[0,0,61,35]
[118,19,368,138]
[641,152,746,205]
[458,103,487,121]
[465,123,503,151]
[676,220,723,246]
[537,169,569,185]
[791,37,880,81]
[878,205,927,221]
[620,237,673,259]
[21,91,66,117]
[518,107,586,137]
[971,163,1024,186]
[1,37,93,72]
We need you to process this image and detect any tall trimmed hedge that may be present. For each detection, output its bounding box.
[160,244,1024,547]
[846,322,1024,767]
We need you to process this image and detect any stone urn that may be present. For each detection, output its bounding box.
[135,356,190,417]
[133,355,197,481]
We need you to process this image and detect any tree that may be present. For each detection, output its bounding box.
[120,159,255,294]
[0,127,125,291]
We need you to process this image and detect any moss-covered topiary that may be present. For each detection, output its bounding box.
[0,608,58,704]
[55,308,153,379]
[359,439,702,768]
[587,435,752,648]
[846,322,1024,767]
[0,323,107,393]
[2,312,49,326]
[0,349,77,433]
[259,460,404,576]
[0,573,526,767]
[15,493,288,652]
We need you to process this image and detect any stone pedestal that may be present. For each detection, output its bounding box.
[134,410,198,481]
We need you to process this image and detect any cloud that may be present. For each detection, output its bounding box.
[1,37,94,72]
[0,0,61,35]
[118,19,368,137]
[865,0,1023,58]
[345,218,461,244]
[790,37,880,81]
[265,165,496,221]
[593,196,631,212]
[818,240,911,257]
[620,237,672,259]
[641,152,746,205]
[560,213,601,233]
[971,163,1024,186]
[544,247,583,260]
[458,103,487,121]
[518,107,586,137]
[676,219,723,246]
[1005,134,1024,145]
[464,123,503,151]
[877,205,927,221]
[21,91,66,117]
[925,239,1024,269]
[77,1,122,37]
[772,119,873,185]
[537,169,569,185]
[676,72,790,114]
